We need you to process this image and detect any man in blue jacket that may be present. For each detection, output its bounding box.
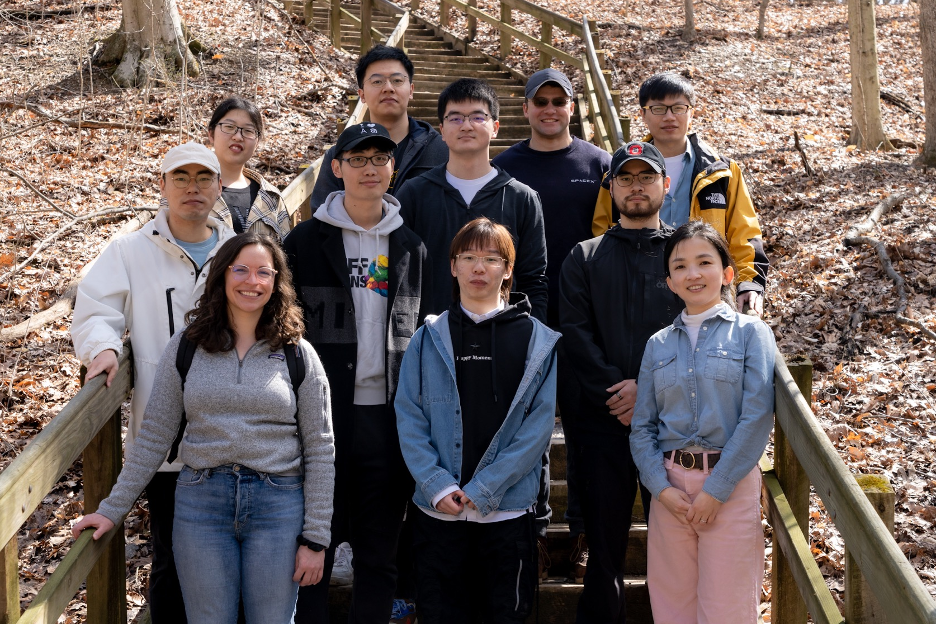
[395,217,558,623]
[310,45,449,208]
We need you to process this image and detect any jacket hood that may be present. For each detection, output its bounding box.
[408,116,436,144]
[313,191,404,235]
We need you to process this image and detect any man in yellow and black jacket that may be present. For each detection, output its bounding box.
[592,72,769,315]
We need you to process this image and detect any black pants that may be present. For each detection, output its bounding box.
[145,472,188,624]
[555,338,585,537]
[296,403,411,623]
[413,511,536,624]
[576,431,638,624]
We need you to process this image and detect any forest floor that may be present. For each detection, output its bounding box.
[0,0,934,620]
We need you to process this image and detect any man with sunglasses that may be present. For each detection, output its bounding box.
[560,142,682,624]
[310,45,448,209]
[397,78,547,322]
[594,72,769,315]
[492,68,611,583]
[284,122,431,624]
[71,142,235,623]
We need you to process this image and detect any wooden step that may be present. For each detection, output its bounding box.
[326,576,653,623]
[545,522,648,577]
[415,69,514,80]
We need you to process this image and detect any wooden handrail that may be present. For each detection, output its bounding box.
[0,346,133,624]
[443,0,582,69]
[767,352,936,622]
[582,18,624,151]
[498,0,582,37]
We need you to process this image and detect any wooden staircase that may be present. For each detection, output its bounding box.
[307,6,648,622]
[308,5,584,156]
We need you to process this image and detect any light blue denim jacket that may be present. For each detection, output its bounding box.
[630,306,775,503]
[395,310,559,517]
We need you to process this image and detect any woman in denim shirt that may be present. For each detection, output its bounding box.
[630,221,775,623]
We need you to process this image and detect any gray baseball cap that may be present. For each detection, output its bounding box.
[525,69,574,99]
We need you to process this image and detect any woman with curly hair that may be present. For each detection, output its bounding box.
[73,232,335,624]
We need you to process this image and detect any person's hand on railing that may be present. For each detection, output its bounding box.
[85,349,119,387]
[71,513,115,540]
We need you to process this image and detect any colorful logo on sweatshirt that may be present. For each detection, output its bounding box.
[366,255,389,297]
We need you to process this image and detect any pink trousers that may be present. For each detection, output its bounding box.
[647,461,764,624]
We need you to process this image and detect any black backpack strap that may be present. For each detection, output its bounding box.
[284,343,305,410]
[167,332,197,464]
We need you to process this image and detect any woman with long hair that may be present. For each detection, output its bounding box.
[73,232,334,623]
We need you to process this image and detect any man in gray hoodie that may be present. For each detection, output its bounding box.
[284,123,432,624]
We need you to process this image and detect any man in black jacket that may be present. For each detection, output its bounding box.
[559,142,682,624]
[286,123,432,624]
[310,45,449,208]
[397,78,548,322]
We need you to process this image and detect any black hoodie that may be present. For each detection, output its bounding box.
[448,294,534,486]
[559,224,683,435]
[397,163,548,323]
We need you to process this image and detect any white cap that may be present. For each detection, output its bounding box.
[160,142,221,175]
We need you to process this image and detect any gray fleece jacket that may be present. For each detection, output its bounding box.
[95,333,335,546]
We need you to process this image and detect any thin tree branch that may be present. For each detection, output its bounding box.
[0,207,150,285]
[0,210,156,342]
[793,130,817,178]
[0,165,76,219]
[261,0,343,84]
[0,100,196,137]
[843,194,935,342]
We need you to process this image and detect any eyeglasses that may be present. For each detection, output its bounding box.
[366,74,408,89]
[613,172,662,187]
[216,121,259,140]
[168,173,218,189]
[641,104,692,116]
[530,97,571,108]
[455,254,505,268]
[444,112,493,126]
[229,265,277,282]
[339,154,392,168]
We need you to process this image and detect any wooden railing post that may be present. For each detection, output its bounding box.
[539,22,553,69]
[440,0,450,27]
[303,0,314,27]
[411,0,420,11]
[845,475,895,623]
[82,388,126,624]
[361,0,373,52]
[621,114,630,143]
[465,0,477,40]
[500,2,512,58]
[588,18,599,49]
[330,0,341,50]
[0,535,18,624]
[772,357,812,624]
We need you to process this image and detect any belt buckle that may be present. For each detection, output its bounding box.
[678,450,696,470]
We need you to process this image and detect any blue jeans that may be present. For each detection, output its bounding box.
[173,465,304,624]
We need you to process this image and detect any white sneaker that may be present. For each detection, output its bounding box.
[330,542,353,586]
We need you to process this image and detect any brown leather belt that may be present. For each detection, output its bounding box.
[665,449,721,471]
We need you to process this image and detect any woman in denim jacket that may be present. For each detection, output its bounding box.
[395,218,559,623]
[630,221,775,623]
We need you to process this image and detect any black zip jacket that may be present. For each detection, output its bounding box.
[397,163,548,323]
[310,117,449,209]
[283,218,432,412]
[558,224,682,435]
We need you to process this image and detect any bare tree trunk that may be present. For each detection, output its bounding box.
[847,0,894,150]
[94,0,201,88]
[918,0,936,166]
[757,0,770,40]
[683,0,696,42]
